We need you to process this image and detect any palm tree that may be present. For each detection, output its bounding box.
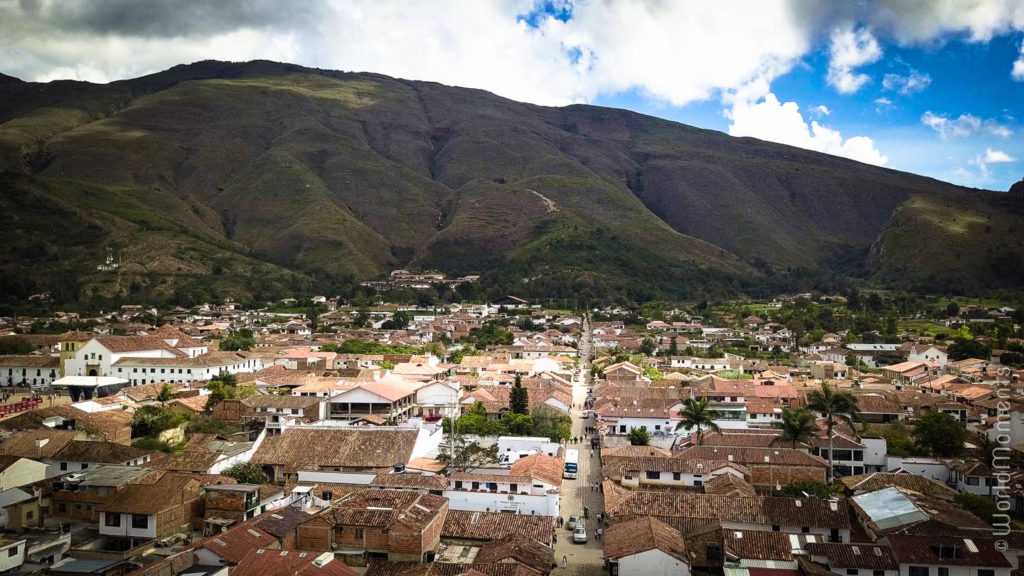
[773,407,817,449]
[675,397,722,445]
[806,383,859,483]
[155,383,173,406]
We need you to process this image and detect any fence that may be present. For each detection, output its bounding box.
[0,397,42,417]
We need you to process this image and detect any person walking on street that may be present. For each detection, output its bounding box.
[562,555,568,568]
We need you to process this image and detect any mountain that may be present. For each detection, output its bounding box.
[0,60,1021,308]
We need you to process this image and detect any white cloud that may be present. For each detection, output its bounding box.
[921,111,1013,138]
[969,147,1017,179]
[1014,46,1024,80]
[982,148,1016,163]
[882,69,931,95]
[826,25,882,94]
[811,105,831,116]
[727,93,887,166]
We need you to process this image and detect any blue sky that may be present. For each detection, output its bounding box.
[2,0,1022,190]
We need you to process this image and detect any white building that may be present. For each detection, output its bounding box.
[0,356,59,387]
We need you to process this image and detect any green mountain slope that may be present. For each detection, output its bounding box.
[0,60,1019,307]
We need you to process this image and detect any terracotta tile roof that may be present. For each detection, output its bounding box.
[619,457,750,477]
[853,394,903,414]
[703,474,757,497]
[201,523,277,563]
[244,394,323,409]
[604,489,850,530]
[118,383,185,402]
[840,472,957,499]
[806,543,898,570]
[603,516,687,562]
[473,535,555,572]
[510,453,564,487]
[0,355,59,368]
[320,490,447,533]
[887,535,1011,568]
[697,431,793,448]
[371,472,449,490]
[169,395,208,412]
[724,529,794,561]
[97,473,199,514]
[678,446,827,468]
[365,562,528,576]
[0,429,77,458]
[52,440,152,464]
[450,472,534,485]
[253,507,316,539]
[251,428,419,473]
[408,457,446,473]
[442,510,553,543]
[601,445,673,458]
[232,549,357,576]
[95,335,187,356]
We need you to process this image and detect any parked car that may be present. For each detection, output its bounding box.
[572,526,587,543]
[567,515,583,531]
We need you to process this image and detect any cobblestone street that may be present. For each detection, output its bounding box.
[552,318,605,576]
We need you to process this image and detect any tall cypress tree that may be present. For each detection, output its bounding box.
[510,374,529,415]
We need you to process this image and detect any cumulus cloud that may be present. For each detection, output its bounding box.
[1014,46,1024,80]
[826,25,882,94]
[921,111,1014,138]
[811,105,831,116]
[969,147,1016,178]
[882,69,931,95]
[727,93,888,166]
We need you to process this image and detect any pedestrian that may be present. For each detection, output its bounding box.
[597,528,603,540]
[590,449,594,458]
[562,555,568,568]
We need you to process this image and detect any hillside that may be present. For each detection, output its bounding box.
[0,60,1019,307]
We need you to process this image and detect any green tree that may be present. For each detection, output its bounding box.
[220,332,255,351]
[0,336,34,355]
[502,413,534,435]
[773,407,817,449]
[131,405,187,438]
[629,427,650,446]
[205,378,238,410]
[668,337,679,356]
[155,383,174,406]
[224,462,270,485]
[954,492,1000,524]
[806,382,859,482]
[674,397,722,445]
[948,338,991,361]
[913,412,967,457]
[946,301,961,318]
[873,421,919,457]
[510,375,529,415]
[531,406,572,442]
[306,305,319,334]
[639,337,656,356]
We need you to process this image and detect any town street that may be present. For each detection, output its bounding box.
[553,316,605,576]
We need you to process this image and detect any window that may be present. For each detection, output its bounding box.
[82,463,88,469]
[966,476,980,486]
[471,482,480,490]
[673,473,681,481]
[978,570,994,576]
[847,570,859,576]
[105,513,121,527]
[873,571,885,576]
[908,567,928,576]
[60,462,68,471]
[354,528,364,539]
[454,481,463,489]
[8,548,17,558]
[132,514,148,529]
[510,483,518,492]
[772,525,780,532]
[937,569,948,576]
[646,471,660,480]
[802,527,810,534]
[26,510,33,520]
